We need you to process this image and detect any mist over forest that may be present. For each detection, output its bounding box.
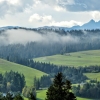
[0,29,80,45]
[0,28,100,45]
[0,28,100,59]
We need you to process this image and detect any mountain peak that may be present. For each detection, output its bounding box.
[89,19,95,23]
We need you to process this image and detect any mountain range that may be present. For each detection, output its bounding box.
[71,19,100,30]
[0,19,100,31]
[39,19,100,31]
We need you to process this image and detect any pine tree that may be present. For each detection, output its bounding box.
[13,93,24,100]
[46,72,76,100]
[33,77,40,90]
[5,92,14,100]
[28,92,36,100]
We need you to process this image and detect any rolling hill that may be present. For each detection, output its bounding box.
[0,58,47,86]
[34,50,100,67]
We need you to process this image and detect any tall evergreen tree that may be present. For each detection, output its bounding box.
[13,93,24,100]
[46,72,76,100]
[33,77,40,90]
[28,92,36,100]
[4,92,14,100]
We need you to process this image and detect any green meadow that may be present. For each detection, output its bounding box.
[0,58,47,86]
[84,73,100,81]
[24,89,97,100]
[36,90,93,100]
[34,50,100,67]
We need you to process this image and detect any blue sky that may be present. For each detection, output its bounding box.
[0,0,100,28]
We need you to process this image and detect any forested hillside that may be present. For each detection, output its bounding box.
[0,28,100,59]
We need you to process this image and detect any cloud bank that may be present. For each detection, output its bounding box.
[0,29,79,45]
[33,0,100,12]
[41,0,100,12]
[0,0,100,17]
[91,11,100,21]
[0,0,34,17]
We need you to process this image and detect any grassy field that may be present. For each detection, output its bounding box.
[34,50,100,67]
[24,89,96,100]
[36,89,93,100]
[84,73,100,81]
[77,97,93,100]
[0,58,47,86]
[37,90,47,100]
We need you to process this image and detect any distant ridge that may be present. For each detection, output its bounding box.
[72,19,100,30]
[0,19,100,31]
[38,19,100,31]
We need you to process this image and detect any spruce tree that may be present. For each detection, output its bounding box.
[46,72,76,100]
[13,93,24,100]
[28,92,36,100]
[5,92,14,100]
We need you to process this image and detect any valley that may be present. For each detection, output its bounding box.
[0,28,100,100]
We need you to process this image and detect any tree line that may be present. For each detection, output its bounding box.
[0,71,25,93]
[0,92,36,100]
[6,57,87,84]
[0,40,100,59]
[33,75,52,90]
[73,81,100,99]
[0,71,36,99]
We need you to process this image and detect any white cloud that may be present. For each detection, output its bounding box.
[29,14,52,24]
[0,0,34,17]
[50,20,83,27]
[38,0,57,6]
[34,0,100,12]
[59,0,75,5]
[0,0,100,18]
[91,11,100,21]
[54,6,66,12]
[61,0,100,12]
[29,13,83,27]
[7,0,20,5]
[29,14,41,22]
[0,0,4,3]
[42,15,52,23]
